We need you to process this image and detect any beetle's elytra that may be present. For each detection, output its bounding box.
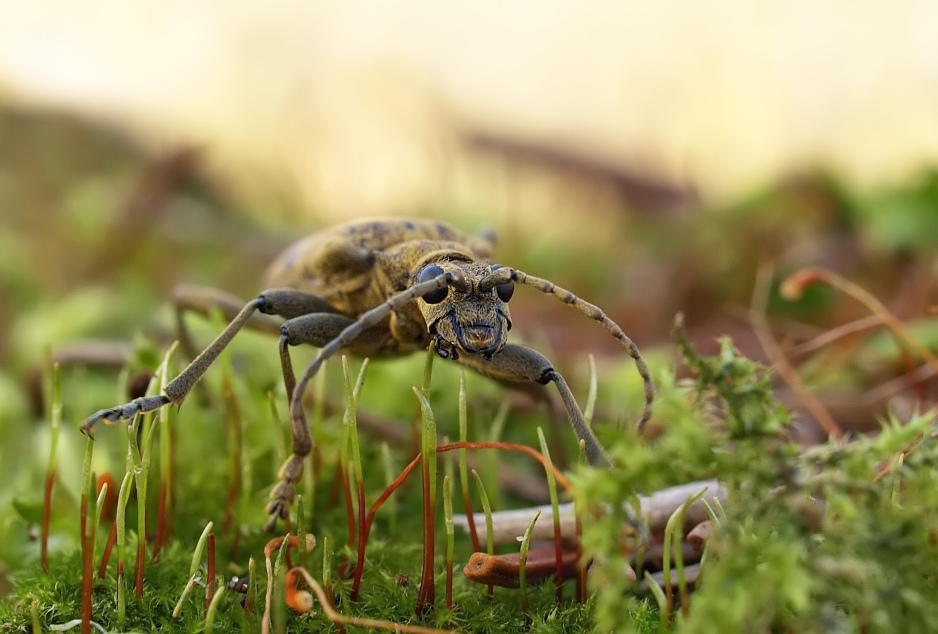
[81,217,654,530]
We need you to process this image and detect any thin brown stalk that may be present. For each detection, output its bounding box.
[349,476,367,601]
[98,521,118,578]
[41,361,61,575]
[416,446,435,613]
[291,567,465,634]
[41,471,55,574]
[339,462,356,578]
[222,375,242,542]
[783,267,938,380]
[790,314,884,359]
[752,263,844,440]
[80,437,95,634]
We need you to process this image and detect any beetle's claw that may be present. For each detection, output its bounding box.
[264,499,290,532]
[433,336,451,359]
[79,395,173,437]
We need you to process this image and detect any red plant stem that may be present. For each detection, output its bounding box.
[338,463,356,578]
[419,453,437,612]
[135,538,145,598]
[461,489,481,553]
[153,481,167,562]
[80,482,91,634]
[349,479,368,601]
[168,422,177,544]
[222,383,242,538]
[350,452,423,597]
[350,441,570,599]
[98,521,118,578]
[41,469,55,574]
[206,534,216,615]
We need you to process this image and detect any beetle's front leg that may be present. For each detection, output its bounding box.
[457,344,613,467]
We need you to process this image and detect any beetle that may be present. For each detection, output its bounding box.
[80,217,654,530]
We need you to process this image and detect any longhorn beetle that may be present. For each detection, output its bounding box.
[80,218,654,530]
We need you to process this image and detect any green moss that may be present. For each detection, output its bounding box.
[577,320,938,634]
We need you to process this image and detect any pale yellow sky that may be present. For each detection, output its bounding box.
[1,0,937,221]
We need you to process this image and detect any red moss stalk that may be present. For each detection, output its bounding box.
[443,475,455,610]
[206,534,216,614]
[41,470,55,574]
[153,481,168,562]
[349,478,368,601]
[98,520,118,578]
[41,362,62,574]
[416,446,436,612]
[413,383,438,614]
[80,470,94,634]
[222,375,242,541]
[338,462,356,578]
[154,343,179,561]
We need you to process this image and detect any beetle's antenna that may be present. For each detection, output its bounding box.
[481,267,655,432]
[288,271,464,421]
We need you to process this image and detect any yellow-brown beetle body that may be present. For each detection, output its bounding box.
[264,218,508,359]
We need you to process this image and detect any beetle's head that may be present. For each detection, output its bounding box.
[414,259,513,361]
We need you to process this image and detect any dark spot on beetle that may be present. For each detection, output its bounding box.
[436,223,449,236]
[404,221,415,230]
[394,283,406,292]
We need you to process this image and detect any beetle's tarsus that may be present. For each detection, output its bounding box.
[79,395,172,436]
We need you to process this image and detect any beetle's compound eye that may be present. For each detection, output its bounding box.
[490,264,515,303]
[417,264,448,304]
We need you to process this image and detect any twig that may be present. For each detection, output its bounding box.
[751,262,844,440]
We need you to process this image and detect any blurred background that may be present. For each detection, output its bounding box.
[3,0,938,574]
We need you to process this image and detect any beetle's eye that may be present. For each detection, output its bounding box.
[491,264,514,303]
[417,264,448,304]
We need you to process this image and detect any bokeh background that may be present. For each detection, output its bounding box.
[3,0,938,598]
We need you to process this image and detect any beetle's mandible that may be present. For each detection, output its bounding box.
[80,217,655,530]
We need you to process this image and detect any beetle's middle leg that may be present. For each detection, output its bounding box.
[266,312,389,529]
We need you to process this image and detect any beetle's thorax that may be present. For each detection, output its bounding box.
[415,258,512,360]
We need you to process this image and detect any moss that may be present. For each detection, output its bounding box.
[577,322,938,634]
